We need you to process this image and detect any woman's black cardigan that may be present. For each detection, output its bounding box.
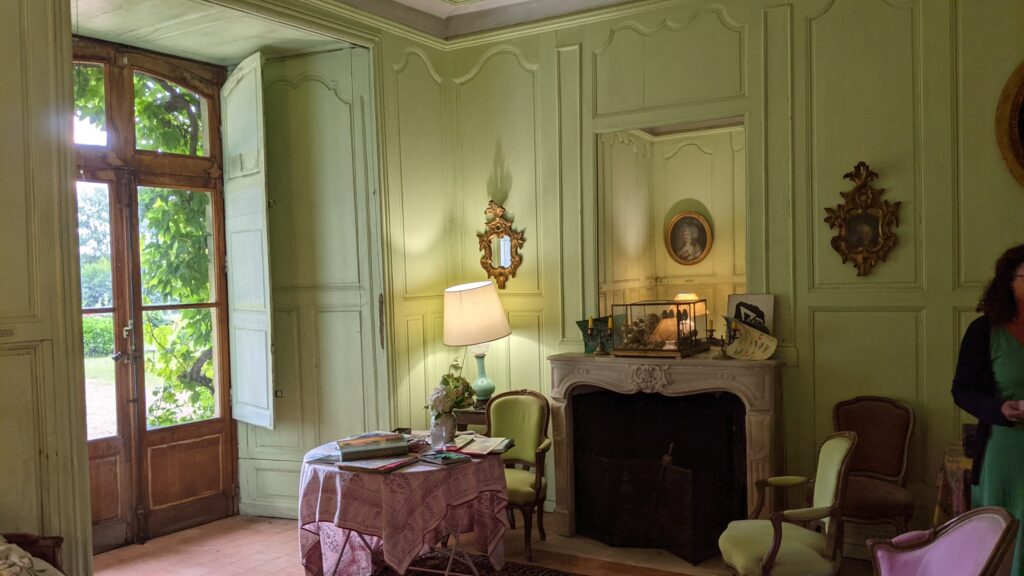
[952,315,1014,484]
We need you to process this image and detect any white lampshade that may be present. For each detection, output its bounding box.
[443,281,511,346]
[673,292,707,316]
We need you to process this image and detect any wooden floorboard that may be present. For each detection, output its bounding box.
[93,514,874,575]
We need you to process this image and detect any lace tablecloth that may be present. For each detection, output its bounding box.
[299,442,508,575]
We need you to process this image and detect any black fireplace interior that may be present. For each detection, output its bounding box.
[573,390,746,564]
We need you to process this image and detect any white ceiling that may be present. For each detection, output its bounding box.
[72,0,349,66]
[335,0,644,38]
[71,0,645,64]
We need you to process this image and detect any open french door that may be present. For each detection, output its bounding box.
[74,38,235,552]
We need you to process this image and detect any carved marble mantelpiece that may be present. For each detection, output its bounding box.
[548,352,783,536]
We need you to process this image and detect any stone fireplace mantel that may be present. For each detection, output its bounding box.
[548,352,783,536]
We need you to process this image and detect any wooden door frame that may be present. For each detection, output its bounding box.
[74,36,235,548]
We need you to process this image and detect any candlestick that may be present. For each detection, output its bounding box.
[588,316,594,330]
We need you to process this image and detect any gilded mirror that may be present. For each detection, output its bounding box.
[477,200,524,288]
[997,60,1024,188]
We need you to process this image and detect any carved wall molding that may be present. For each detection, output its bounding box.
[392,47,443,84]
[824,161,901,277]
[453,45,539,85]
[266,73,353,105]
[592,6,743,55]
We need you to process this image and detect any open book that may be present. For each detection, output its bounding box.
[459,436,514,456]
[337,454,419,474]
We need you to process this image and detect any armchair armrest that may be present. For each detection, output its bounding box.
[780,506,831,523]
[764,476,808,488]
[536,438,552,454]
[751,476,809,519]
[531,438,552,504]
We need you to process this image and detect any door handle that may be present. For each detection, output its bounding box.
[111,351,128,362]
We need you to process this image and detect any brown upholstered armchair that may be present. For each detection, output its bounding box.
[833,396,915,533]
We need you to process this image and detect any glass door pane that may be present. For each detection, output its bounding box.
[73,62,108,146]
[137,186,219,429]
[77,181,118,440]
[142,309,219,429]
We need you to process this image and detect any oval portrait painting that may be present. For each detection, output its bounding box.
[665,211,712,265]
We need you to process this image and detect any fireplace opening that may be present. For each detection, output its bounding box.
[572,390,747,564]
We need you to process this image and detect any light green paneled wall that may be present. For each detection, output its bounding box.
[377,0,1024,524]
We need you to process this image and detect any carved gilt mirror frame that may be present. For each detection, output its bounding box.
[996,60,1024,188]
[824,161,901,277]
[477,200,525,288]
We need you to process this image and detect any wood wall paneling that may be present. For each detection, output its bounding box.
[454,47,542,294]
[393,48,447,298]
[592,6,744,116]
[316,309,368,441]
[0,345,43,531]
[557,43,584,343]
[266,51,361,289]
[147,435,224,510]
[251,310,303,455]
[809,0,920,288]
[954,0,1024,286]
[0,0,37,324]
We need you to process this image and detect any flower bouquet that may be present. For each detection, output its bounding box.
[426,359,475,443]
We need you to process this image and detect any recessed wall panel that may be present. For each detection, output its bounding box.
[509,312,543,395]
[266,51,360,288]
[810,0,919,287]
[317,310,366,441]
[811,308,920,440]
[955,0,1024,286]
[0,0,35,320]
[254,310,301,451]
[148,435,223,509]
[395,51,447,297]
[0,346,41,530]
[455,49,541,294]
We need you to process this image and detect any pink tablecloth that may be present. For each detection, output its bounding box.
[299,443,508,575]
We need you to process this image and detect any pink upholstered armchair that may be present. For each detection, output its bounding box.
[867,507,1018,576]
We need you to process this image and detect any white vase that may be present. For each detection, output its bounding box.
[430,412,457,447]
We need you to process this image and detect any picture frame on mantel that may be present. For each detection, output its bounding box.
[665,211,712,266]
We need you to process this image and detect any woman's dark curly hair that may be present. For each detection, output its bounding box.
[978,243,1024,325]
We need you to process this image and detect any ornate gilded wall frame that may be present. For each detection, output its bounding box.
[824,162,901,277]
[477,200,525,289]
[996,60,1024,188]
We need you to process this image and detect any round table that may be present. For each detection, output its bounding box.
[299,442,508,575]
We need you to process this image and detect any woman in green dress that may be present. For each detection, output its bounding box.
[953,243,1024,574]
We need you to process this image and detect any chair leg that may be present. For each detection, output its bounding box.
[536,502,546,541]
[522,506,534,562]
[507,507,516,529]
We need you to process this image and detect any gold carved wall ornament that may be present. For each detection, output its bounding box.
[824,162,901,277]
[477,200,525,289]
[996,59,1024,188]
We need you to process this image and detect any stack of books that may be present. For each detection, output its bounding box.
[337,431,409,462]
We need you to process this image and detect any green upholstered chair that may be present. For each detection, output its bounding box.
[718,431,858,576]
[484,389,551,561]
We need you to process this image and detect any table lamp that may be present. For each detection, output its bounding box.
[443,281,511,408]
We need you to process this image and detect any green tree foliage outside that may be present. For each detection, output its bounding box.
[74,63,216,428]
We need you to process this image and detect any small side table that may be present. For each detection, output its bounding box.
[933,442,972,525]
[454,408,486,431]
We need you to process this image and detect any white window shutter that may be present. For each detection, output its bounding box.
[221,52,275,429]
